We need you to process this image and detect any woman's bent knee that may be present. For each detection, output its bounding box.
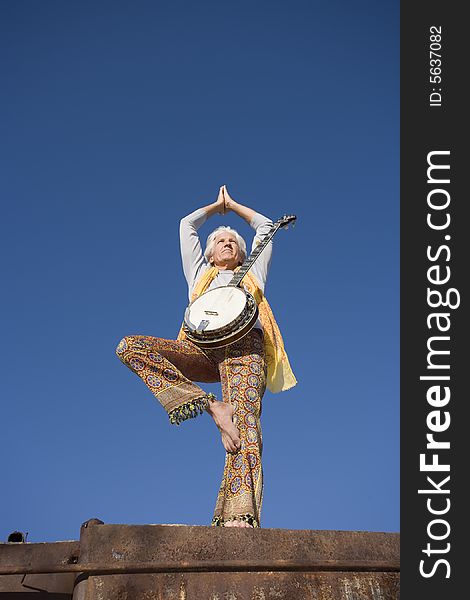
[115,336,134,359]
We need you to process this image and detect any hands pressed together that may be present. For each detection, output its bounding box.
[204,184,256,228]
[215,184,235,215]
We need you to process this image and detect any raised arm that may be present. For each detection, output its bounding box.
[180,186,226,296]
[223,186,273,291]
[201,185,227,218]
[222,185,256,224]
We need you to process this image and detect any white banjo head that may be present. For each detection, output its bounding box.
[185,287,248,332]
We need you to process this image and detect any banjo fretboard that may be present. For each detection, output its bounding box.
[228,214,296,288]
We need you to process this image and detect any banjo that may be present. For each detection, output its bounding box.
[183,214,296,348]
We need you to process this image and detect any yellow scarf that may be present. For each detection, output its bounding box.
[178,267,297,393]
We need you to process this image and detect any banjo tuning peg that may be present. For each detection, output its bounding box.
[280,215,296,230]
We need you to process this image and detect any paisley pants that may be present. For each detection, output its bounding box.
[116,330,267,527]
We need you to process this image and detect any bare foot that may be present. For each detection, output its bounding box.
[224,520,253,528]
[206,400,241,453]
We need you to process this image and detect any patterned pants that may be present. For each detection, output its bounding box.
[116,330,267,527]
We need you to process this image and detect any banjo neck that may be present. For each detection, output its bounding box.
[228,214,296,288]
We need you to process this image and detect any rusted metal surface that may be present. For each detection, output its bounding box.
[0,572,77,597]
[0,524,400,599]
[0,540,79,596]
[80,572,400,600]
[78,524,399,568]
[0,557,399,576]
[72,525,400,599]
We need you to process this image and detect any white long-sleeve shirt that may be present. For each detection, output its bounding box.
[180,208,273,329]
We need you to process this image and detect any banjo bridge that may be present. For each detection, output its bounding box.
[204,310,219,315]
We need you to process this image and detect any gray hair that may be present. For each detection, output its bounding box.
[204,226,247,265]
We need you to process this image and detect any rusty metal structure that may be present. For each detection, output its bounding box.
[0,520,399,599]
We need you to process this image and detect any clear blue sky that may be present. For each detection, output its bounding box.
[1,0,399,543]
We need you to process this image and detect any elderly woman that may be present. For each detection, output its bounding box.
[116,185,296,528]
